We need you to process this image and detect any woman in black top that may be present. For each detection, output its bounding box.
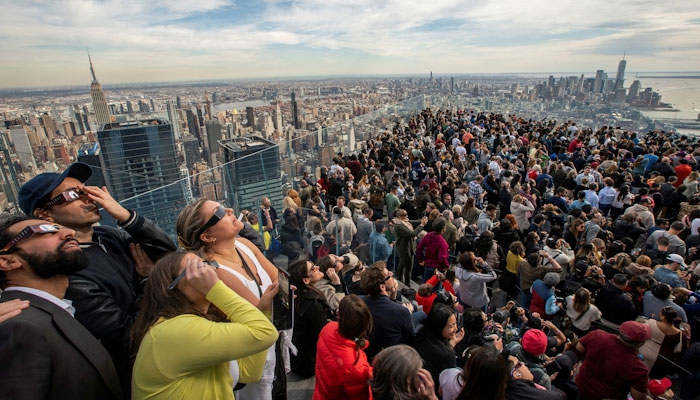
[412,303,464,392]
[289,259,332,378]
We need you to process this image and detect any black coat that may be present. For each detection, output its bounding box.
[413,328,456,391]
[290,290,331,378]
[65,211,175,394]
[0,291,122,400]
[596,282,637,325]
[612,220,646,242]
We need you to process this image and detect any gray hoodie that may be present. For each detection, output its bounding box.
[456,264,497,309]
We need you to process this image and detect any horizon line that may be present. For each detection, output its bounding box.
[2,70,700,92]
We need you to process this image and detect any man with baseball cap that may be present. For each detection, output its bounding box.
[653,254,689,289]
[575,321,651,399]
[18,162,176,394]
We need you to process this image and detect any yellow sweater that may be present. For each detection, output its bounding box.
[132,281,279,400]
[506,251,524,275]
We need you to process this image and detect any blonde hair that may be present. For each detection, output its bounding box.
[175,198,209,257]
[283,196,298,210]
[636,255,652,268]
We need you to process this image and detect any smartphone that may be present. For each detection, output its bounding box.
[273,267,294,331]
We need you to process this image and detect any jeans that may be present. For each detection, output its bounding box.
[599,203,612,216]
[422,266,436,282]
[397,254,414,286]
[519,290,532,311]
[411,310,427,330]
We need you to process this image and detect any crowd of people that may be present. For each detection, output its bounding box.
[1,106,700,400]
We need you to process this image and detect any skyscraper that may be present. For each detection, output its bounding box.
[614,54,627,91]
[182,136,200,170]
[9,125,36,170]
[220,136,283,212]
[97,119,187,238]
[205,91,212,121]
[274,101,283,132]
[593,70,605,93]
[88,52,111,127]
[246,106,256,128]
[185,109,201,142]
[290,92,300,129]
[204,119,222,166]
[166,100,182,140]
[628,80,641,100]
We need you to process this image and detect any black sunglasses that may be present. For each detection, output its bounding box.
[167,259,220,290]
[0,224,62,254]
[196,205,226,239]
[42,188,85,209]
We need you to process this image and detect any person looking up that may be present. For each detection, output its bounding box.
[131,252,278,400]
[18,162,176,394]
[0,215,122,399]
[176,199,280,398]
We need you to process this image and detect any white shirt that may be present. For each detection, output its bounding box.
[3,286,76,316]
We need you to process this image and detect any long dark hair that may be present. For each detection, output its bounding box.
[130,252,223,354]
[288,258,324,298]
[338,294,373,365]
[457,346,508,400]
[422,303,455,340]
[474,231,494,259]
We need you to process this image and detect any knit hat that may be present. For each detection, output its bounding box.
[648,377,672,396]
[522,329,548,355]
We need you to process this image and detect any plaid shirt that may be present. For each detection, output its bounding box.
[468,180,484,207]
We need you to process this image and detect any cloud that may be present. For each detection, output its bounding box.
[0,0,699,87]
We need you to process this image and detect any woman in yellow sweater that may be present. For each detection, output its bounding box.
[131,252,279,400]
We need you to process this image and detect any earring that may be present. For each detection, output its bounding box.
[212,238,216,243]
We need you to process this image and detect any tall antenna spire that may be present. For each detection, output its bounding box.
[88,49,97,81]
[623,50,626,61]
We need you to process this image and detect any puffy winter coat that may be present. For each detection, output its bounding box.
[313,321,373,400]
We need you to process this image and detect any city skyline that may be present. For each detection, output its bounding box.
[1,0,699,88]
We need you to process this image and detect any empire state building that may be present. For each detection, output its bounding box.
[89,52,111,127]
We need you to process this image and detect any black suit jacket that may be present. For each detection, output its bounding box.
[0,290,122,400]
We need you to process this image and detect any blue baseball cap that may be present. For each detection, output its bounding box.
[18,162,93,216]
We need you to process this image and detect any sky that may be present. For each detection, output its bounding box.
[1,0,699,88]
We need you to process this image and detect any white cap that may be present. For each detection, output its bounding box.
[667,254,687,269]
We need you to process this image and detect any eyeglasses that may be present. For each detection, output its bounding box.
[167,259,220,290]
[0,224,62,254]
[380,273,392,284]
[306,264,320,276]
[41,188,85,209]
[196,205,227,239]
[510,361,524,378]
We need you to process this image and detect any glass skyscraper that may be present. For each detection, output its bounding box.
[220,136,283,213]
[97,119,187,238]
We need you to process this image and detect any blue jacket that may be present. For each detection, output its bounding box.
[369,231,392,263]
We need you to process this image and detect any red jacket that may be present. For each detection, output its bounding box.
[416,292,437,315]
[314,321,373,400]
[417,232,450,270]
[675,164,692,187]
[426,274,456,296]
